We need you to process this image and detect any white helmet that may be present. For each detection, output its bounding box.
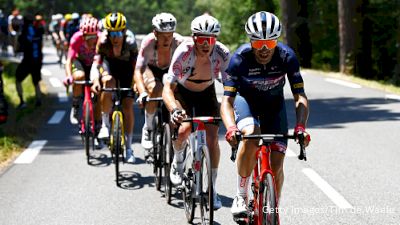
[191,14,220,36]
[152,13,177,32]
[71,12,80,20]
[245,11,282,40]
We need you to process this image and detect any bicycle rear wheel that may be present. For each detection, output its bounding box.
[163,123,173,204]
[152,113,163,190]
[261,173,278,225]
[84,102,91,164]
[200,145,213,224]
[111,113,122,186]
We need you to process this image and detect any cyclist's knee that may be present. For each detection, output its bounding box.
[73,70,85,80]
[101,75,114,87]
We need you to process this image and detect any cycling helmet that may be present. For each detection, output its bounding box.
[191,14,220,36]
[152,13,177,32]
[245,11,282,40]
[64,13,72,21]
[80,17,98,35]
[71,12,80,20]
[104,12,126,31]
[98,18,105,31]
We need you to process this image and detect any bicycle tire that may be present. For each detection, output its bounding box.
[112,113,121,186]
[200,145,214,224]
[261,173,278,225]
[152,113,162,190]
[182,143,195,223]
[84,102,90,164]
[163,123,173,204]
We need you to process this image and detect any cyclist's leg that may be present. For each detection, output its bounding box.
[70,60,85,123]
[231,94,261,215]
[260,100,288,201]
[98,60,114,139]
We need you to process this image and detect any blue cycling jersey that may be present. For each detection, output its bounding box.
[223,42,305,103]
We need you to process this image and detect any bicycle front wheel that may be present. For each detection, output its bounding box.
[182,144,195,223]
[84,102,91,164]
[200,145,213,224]
[152,113,163,190]
[111,113,122,186]
[163,123,173,204]
[261,173,278,225]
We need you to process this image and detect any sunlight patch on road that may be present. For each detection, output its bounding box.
[49,77,62,88]
[325,78,362,89]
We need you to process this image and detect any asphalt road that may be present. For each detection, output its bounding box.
[0,41,399,225]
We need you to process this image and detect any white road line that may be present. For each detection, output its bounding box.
[47,110,65,124]
[385,94,400,101]
[14,140,47,164]
[302,168,353,209]
[41,68,52,76]
[58,92,68,102]
[49,77,62,88]
[325,78,362,89]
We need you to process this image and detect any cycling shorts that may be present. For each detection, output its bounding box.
[234,94,288,154]
[174,83,219,119]
[72,59,91,79]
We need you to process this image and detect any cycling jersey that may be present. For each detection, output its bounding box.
[67,31,99,67]
[96,30,138,63]
[223,42,305,101]
[136,32,184,71]
[165,39,230,89]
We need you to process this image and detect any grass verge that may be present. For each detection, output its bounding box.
[0,60,50,171]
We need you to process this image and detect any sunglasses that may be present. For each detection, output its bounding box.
[194,36,216,45]
[109,31,123,38]
[83,34,97,40]
[251,39,278,50]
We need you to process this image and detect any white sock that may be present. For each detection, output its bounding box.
[125,133,133,150]
[212,168,218,195]
[101,112,109,128]
[144,111,155,130]
[237,175,250,197]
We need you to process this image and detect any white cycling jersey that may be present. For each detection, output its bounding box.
[165,39,230,88]
[136,32,184,70]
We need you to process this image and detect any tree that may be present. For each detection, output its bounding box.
[280,0,312,68]
[338,0,363,75]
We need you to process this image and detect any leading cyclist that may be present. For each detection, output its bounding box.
[220,11,311,217]
[134,12,184,154]
[162,14,230,210]
[91,12,138,163]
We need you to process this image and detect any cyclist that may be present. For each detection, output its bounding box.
[49,13,63,61]
[91,12,138,163]
[220,11,311,216]
[134,12,184,154]
[63,17,103,148]
[162,14,230,210]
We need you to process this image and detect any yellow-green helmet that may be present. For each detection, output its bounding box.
[104,12,126,31]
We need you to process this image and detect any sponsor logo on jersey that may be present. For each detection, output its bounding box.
[224,86,236,92]
[248,68,261,76]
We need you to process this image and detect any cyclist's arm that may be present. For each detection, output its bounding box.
[220,95,236,129]
[64,34,79,78]
[293,93,309,128]
[162,80,179,112]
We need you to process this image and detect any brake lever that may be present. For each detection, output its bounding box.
[297,132,307,161]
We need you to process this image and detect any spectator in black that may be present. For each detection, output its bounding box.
[0,61,8,124]
[15,13,44,108]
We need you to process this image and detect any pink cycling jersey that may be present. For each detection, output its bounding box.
[165,39,231,88]
[67,31,99,67]
[136,32,184,70]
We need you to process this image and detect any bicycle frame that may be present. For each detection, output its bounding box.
[74,80,95,135]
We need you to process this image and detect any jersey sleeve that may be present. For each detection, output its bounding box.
[223,53,242,97]
[135,34,151,69]
[285,48,305,94]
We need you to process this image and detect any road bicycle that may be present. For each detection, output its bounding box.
[74,80,95,165]
[231,132,306,225]
[143,97,169,191]
[178,116,222,225]
[102,86,133,186]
